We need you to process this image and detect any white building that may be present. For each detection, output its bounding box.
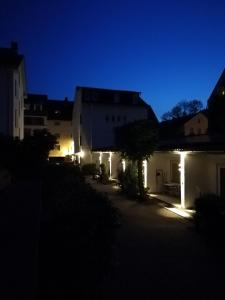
[72,86,158,175]
[0,42,26,139]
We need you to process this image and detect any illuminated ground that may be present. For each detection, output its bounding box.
[88,179,225,300]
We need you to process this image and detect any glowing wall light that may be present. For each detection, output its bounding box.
[143,160,148,188]
[122,159,126,172]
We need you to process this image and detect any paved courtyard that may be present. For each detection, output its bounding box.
[88,179,225,300]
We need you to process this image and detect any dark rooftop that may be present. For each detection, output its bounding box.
[0,42,23,67]
[77,86,150,107]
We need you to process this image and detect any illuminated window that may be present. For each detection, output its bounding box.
[222,90,225,95]
[55,145,60,151]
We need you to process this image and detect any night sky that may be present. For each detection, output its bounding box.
[1,0,225,119]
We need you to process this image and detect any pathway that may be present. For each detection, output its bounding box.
[88,179,225,300]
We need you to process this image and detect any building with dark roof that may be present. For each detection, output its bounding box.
[0,42,27,139]
[73,86,158,171]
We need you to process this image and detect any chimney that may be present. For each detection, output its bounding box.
[64,97,68,101]
[11,41,18,53]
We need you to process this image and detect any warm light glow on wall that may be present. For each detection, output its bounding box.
[143,160,147,188]
[99,152,102,165]
[122,159,126,172]
[79,149,85,158]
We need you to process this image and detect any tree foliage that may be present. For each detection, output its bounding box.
[115,119,158,199]
[161,100,203,121]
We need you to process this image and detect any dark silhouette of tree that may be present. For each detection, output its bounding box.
[115,119,158,200]
[161,100,203,121]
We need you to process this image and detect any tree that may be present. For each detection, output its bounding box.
[115,119,158,200]
[161,100,203,121]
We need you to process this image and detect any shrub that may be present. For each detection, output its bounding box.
[194,193,225,235]
[81,163,98,176]
[118,163,138,197]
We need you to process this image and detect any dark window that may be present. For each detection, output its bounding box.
[112,116,115,122]
[198,128,202,135]
[114,94,120,103]
[117,116,121,122]
[24,116,45,125]
[54,121,60,126]
[80,114,82,124]
[24,104,30,111]
[80,135,82,146]
[105,115,109,122]
[15,109,17,128]
[123,116,127,122]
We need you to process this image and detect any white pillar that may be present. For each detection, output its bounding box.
[99,152,102,165]
[143,160,147,189]
[122,159,126,172]
[108,152,112,179]
[179,152,186,209]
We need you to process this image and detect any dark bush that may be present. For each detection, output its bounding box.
[194,193,225,235]
[39,164,118,299]
[81,163,98,176]
[99,163,109,184]
[118,163,138,197]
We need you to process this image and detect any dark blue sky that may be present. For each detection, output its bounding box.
[1,0,225,119]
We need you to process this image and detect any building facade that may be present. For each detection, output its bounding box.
[73,86,158,167]
[24,94,74,160]
[0,42,26,139]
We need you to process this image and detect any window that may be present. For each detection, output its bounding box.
[55,133,60,138]
[54,110,61,115]
[24,117,45,125]
[24,103,30,111]
[198,128,202,135]
[198,118,201,123]
[54,121,60,126]
[80,114,82,124]
[112,115,115,122]
[80,135,82,146]
[222,90,225,95]
[123,116,127,122]
[33,104,36,111]
[117,116,121,122]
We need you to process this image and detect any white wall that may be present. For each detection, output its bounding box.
[82,103,148,151]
